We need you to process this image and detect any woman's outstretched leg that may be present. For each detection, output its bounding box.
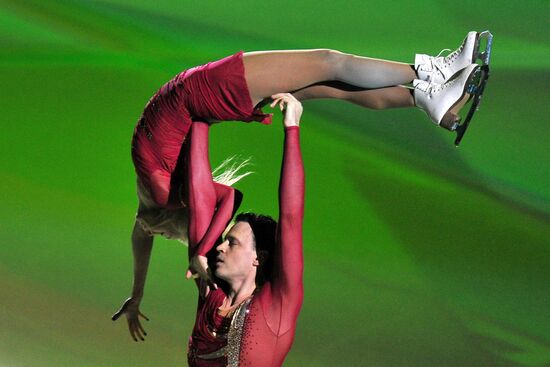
[291,81,414,110]
[243,33,487,132]
[243,49,415,106]
[290,79,468,127]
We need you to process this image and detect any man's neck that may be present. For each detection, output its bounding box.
[224,276,256,307]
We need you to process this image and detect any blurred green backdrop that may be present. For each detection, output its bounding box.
[1,0,549,366]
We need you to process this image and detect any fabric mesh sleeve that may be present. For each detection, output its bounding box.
[186,121,241,259]
[261,125,305,335]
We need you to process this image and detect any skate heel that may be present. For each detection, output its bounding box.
[441,67,478,128]
[440,112,460,131]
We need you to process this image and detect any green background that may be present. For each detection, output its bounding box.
[1,1,549,366]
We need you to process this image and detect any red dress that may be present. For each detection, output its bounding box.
[131,50,272,209]
[187,127,305,367]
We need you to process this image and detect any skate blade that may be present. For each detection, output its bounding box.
[454,65,490,146]
[475,30,493,66]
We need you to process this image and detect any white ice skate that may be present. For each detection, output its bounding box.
[415,31,492,84]
[414,63,481,131]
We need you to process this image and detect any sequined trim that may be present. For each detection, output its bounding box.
[195,297,252,365]
[226,297,251,366]
[193,347,226,360]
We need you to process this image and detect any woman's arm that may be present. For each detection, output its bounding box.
[185,121,217,258]
[130,219,154,301]
[187,183,243,297]
[194,183,243,256]
[185,121,244,296]
[112,219,153,342]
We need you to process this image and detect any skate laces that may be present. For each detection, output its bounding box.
[433,48,457,67]
[435,49,451,58]
[415,76,456,98]
[432,43,464,69]
[420,49,452,78]
[442,36,468,66]
[414,80,434,96]
[444,45,464,64]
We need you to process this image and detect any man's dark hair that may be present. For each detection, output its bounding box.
[235,212,277,287]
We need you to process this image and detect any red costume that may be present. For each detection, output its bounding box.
[131,50,272,255]
[187,127,304,367]
[131,51,304,366]
[131,50,271,210]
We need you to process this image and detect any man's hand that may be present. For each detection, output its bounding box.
[270,93,303,128]
[112,297,149,342]
[186,255,218,298]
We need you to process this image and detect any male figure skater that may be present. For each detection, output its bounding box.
[186,93,305,366]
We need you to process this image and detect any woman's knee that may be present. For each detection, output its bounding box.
[318,49,347,80]
[346,93,387,110]
[300,48,346,81]
[369,99,386,110]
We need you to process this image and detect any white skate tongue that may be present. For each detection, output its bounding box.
[414,53,430,69]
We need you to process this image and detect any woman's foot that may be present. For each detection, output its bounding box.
[413,63,481,130]
[415,31,480,84]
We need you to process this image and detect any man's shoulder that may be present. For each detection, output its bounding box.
[200,287,226,305]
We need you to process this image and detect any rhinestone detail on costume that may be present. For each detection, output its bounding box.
[226,297,252,367]
[195,296,252,365]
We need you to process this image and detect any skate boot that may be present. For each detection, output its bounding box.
[415,31,493,84]
[414,63,481,132]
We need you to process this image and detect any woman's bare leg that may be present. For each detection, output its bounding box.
[291,81,414,110]
[243,49,415,106]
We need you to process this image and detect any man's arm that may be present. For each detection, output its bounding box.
[275,127,304,299]
[270,94,305,332]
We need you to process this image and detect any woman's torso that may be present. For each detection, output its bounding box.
[131,51,271,209]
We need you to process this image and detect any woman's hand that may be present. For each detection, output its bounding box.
[270,93,303,128]
[112,297,149,342]
[186,255,218,298]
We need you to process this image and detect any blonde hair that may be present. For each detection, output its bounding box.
[212,155,253,186]
[135,156,252,244]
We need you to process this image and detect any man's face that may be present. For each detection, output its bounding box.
[214,221,258,282]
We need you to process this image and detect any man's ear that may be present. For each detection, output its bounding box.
[253,257,260,267]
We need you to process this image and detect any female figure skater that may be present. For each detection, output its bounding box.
[112,31,489,359]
